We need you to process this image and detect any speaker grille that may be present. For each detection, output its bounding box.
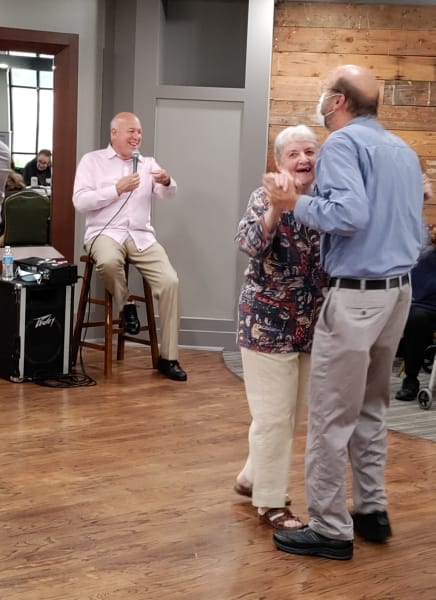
[25,314,63,364]
[24,285,67,377]
[0,281,73,381]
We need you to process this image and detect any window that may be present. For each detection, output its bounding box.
[3,51,54,169]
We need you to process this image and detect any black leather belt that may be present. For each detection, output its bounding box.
[330,274,409,290]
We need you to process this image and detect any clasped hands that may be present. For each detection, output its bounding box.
[151,169,171,186]
[262,170,299,213]
[116,169,171,196]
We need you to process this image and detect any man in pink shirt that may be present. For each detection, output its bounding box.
[73,111,187,381]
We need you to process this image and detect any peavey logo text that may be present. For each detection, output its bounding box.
[34,314,56,328]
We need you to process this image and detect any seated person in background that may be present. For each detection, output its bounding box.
[73,111,187,382]
[22,149,52,186]
[396,209,436,402]
[5,170,26,197]
[423,171,433,203]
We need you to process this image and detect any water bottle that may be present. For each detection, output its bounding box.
[2,246,14,281]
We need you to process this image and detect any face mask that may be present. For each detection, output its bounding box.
[315,92,340,127]
[16,267,42,283]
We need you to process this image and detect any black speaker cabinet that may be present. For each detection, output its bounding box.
[0,279,74,381]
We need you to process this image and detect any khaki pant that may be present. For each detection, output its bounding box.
[85,235,180,360]
[306,284,411,540]
[239,347,310,507]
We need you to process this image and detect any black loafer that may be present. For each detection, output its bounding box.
[395,387,418,401]
[157,357,187,381]
[352,510,392,542]
[395,377,419,401]
[122,304,140,335]
[273,525,353,560]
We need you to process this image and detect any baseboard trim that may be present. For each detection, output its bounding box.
[161,316,238,351]
[74,313,239,352]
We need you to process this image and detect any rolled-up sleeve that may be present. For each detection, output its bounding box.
[295,134,370,235]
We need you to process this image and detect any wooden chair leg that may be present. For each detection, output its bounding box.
[104,291,113,377]
[71,260,93,366]
[75,257,158,375]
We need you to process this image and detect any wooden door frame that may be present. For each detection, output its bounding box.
[0,27,78,262]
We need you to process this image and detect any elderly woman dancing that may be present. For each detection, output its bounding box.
[234,125,328,529]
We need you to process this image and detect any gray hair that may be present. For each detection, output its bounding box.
[274,125,318,164]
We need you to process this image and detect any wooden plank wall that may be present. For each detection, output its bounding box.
[269,1,436,224]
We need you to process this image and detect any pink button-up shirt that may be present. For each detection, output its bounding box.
[73,144,177,251]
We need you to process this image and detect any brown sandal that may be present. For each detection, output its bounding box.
[234,481,252,498]
[233,481,291,506]
[258,507,304,530]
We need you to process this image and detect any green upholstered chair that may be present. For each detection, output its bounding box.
[3,190,51,246]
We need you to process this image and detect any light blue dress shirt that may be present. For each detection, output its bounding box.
[294,116,424,278]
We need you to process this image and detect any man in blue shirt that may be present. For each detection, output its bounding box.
[263,65,424,560]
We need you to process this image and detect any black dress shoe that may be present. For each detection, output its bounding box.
[273,525,353,560]
[157,357,187,381]
[352,510,392,542]
[395,377,419,401]
[395,386,418,401]
[122,304,140,335]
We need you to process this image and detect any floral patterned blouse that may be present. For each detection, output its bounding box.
[236,186,328,354]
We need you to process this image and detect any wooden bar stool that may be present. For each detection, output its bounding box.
[71,255,159,376]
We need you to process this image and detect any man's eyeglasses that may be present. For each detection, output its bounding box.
[319,80,344,97]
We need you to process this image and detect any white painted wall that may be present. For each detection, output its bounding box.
[154,98,242,321]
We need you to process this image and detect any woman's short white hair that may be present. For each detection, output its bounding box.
[274,125,318,164]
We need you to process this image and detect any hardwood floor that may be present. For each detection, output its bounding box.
[0,348,435,600]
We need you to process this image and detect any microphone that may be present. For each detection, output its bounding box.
[132,149,140,173]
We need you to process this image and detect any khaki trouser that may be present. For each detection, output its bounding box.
[239,347,310,508]
[85,235,180,360]
[306,283,412,540]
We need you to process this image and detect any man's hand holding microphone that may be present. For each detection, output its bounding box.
[116,173,140,196]
[116,149,141,196]
[116,148,171,196]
